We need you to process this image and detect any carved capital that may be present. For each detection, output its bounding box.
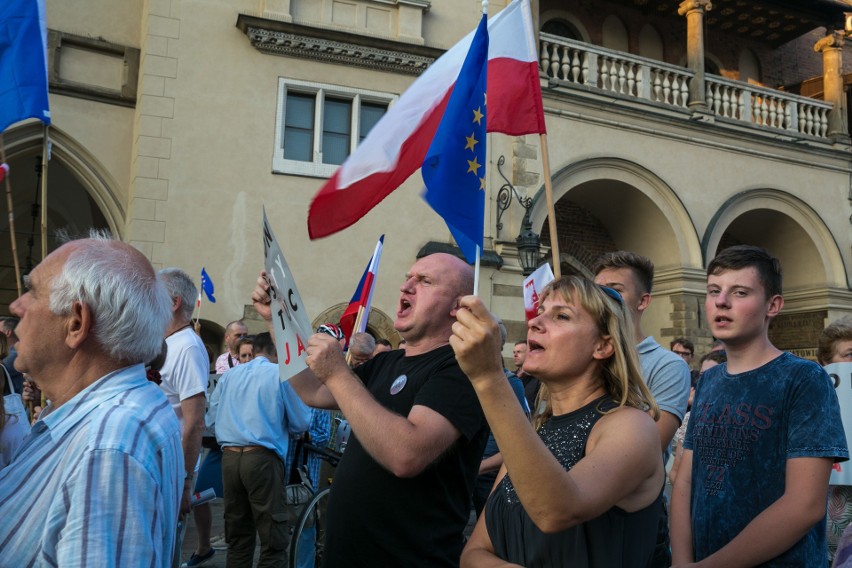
[814,31,845,53]
[678,0,712,17]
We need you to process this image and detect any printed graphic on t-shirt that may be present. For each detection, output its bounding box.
[691,401,774,496]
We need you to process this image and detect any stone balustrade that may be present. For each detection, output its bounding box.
[540,33,833,140]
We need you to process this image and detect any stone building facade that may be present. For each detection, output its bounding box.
[3,0,852,360]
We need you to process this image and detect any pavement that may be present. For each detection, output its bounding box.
[178,498,244,568]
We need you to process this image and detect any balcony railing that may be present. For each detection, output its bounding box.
[539,33,833,140]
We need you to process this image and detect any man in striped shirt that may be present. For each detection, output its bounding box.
[0,233,184,567]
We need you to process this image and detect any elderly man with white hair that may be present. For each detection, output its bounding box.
[0,232,183,567]
[157,267,210,523]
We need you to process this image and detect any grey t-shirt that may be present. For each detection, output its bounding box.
[637,336,691,463]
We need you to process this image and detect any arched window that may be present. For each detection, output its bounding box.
[602,15,629,53]
[738,49,761,83]
[541,19,581,41]
[705,58,721,76]
[639,24,663,61]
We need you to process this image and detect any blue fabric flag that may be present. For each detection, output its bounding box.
[0,0,51,133]
[200,267,216,303]
[422,14,488,264]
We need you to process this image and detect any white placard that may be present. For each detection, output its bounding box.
[825,362,852,485]
[262,208,313,381]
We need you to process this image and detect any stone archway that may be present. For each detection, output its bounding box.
[530,157,702,272]
[703,188,849,359]
[529,157,706,348]
[704,188,846,290]
[0,124,123,311]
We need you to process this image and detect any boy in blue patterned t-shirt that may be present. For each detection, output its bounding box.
[671,245,848,567]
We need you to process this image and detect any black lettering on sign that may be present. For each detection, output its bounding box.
[263,222,274,256]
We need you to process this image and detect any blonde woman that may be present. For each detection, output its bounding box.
[451,276,664,567]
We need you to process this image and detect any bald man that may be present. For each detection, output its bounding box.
[252,253,488,567]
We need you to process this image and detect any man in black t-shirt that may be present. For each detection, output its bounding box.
[251,253,488,567]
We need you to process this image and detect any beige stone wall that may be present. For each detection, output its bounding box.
[37,0,852,347]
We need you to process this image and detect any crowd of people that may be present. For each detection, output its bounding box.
[0,234,851,567]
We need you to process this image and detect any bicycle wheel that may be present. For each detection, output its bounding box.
[289,487,331,568]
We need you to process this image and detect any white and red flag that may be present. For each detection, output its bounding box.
[307,0,545,239]
[523,263,554,321]
[339,235,384,343]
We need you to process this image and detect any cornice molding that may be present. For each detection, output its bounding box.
[236,14,443,75]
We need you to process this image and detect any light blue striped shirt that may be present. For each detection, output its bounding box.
[208,356,311,463]
[0,364,184,567]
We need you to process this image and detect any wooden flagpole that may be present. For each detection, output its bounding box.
[39,124,49,260]
[539,133,561,279]
[0,136,22,297]
[345,304,368,366]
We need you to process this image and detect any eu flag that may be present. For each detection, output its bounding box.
[200,267,216,303]
[0,0,51,133]
[422,13,488,264]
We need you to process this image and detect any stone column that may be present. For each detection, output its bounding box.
[814,31,848,138]
[678,0,713,111]
[127,0,181,264]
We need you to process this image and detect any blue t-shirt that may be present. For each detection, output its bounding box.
[482,370,531,459]
[684,352,849,565]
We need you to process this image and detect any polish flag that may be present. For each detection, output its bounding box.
[339,235,384,343]
[308,0,545,239]
[523,263,554,321]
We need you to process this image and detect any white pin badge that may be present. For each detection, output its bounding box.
[390,374,407,395]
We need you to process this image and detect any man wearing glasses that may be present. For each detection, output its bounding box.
[671,337,700,385]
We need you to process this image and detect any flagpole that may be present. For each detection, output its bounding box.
[539,133,561,279]
[345,304,368,366]
[0,136,22,296]
[39,124,49,260]
[473,245,481,296]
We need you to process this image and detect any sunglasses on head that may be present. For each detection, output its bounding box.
[599,285,624,306]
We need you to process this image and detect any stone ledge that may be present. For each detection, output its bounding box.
[236,13,443,76]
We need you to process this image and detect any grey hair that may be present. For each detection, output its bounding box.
[49,231,172,364]
[350,332,376,356]
[158,267,197,321]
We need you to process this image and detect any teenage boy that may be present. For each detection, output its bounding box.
[671,245,848,566]
[595,251,690,568]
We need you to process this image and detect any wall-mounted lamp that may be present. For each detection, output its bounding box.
[495,155,541,276]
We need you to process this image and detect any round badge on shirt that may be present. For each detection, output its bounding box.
[390,374,407,395]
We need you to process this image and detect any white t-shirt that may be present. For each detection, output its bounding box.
[159,327,209,425]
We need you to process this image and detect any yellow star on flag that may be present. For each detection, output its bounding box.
[467,156,481,175]
[479,176,486,190]
[465,133,478,152]
[472,107,483,125]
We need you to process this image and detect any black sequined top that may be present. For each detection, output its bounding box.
[484,395,662,568]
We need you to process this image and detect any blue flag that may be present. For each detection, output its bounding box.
[0,0,51,133]
[200,267,216,303]
[422,14,488,264]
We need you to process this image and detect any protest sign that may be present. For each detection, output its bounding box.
[825,362,852,485]
[262,208,313,380]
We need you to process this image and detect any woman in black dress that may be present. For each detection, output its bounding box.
[451,276,665,567]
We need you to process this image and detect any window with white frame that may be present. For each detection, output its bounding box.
[273,79,396,177]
